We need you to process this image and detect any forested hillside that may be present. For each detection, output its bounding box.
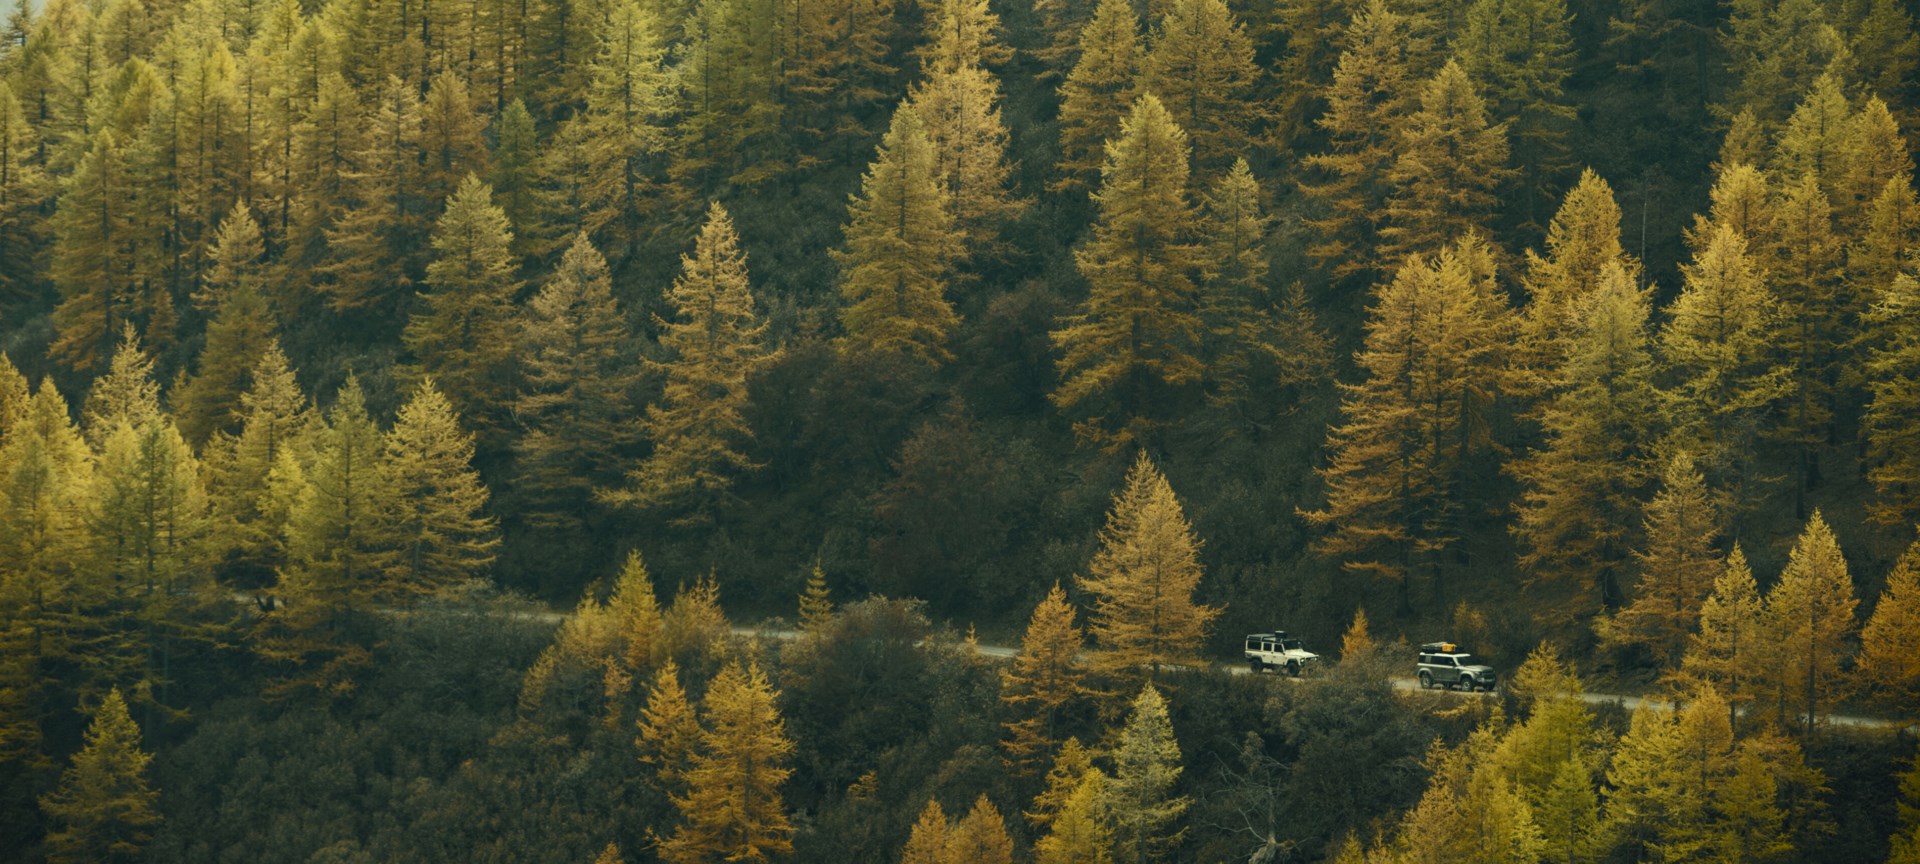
[5,0,1920,858]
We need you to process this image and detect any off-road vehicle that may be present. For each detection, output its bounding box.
[1244,631,1318,676]
[1417,642,1497,691]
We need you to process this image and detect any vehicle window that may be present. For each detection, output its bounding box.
[1246,639,1258,651]
[1458,655,1479,666]
[1446,657,1459,667]
[1419,654,1432,664]
[1280,640,1301,651]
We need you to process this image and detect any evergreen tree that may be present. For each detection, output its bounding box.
[402,174,521,448]
[1051,94,1202,447]
[778,0,897,168]
[1858,543,1920,716]
[88,411,210,599]
[921,0,1011,75]
[797,563,833,635]
[1379,60,1513,265]
[1108,684,1187,864]
[1456,0,1575,230]
[1511,263,1662,620]
[1598,451,1721,666]
[659,661,796,863]
[1029,736,1095,830]
[1757,510,1858,737]
[0,80,50,308]
[609,203,771,519]
[1053,0,1141,192]
[671,0,784,192]
[82,327,162,445]
[1077,452,1219,691]
[38,688,159,864]
[608,551,667,674]
[1659,224,1790,508]
[175,203,275,445]
[489,100,547,258]
[1301,238,1513,609]
[1139,0,1261,170]
[1838,98,1912,237]
[1000,582,1087,775]
[834,105,960,367]
[513,232,640,533]
[1687,162,1775,255]
[1721,0,1847,131]
[1852,0,1919,136]
[1773,71,1851,206]
[380,378,499,595]
[1298,0,1427,283]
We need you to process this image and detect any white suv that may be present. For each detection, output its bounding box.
[1417,642,1497,691]
[1244,631,1318,675]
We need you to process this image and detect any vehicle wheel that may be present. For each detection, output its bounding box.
[1249,659,1263,674]
[1460,676,1476,692]
[1287,661,1301,677]
[1418,671,1433,689]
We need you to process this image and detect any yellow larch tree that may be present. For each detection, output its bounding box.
[900,799,950,864]
[1756,511,1858,737]
[1051,94,1203,448]
[636,658,701,793]
[1077,452,1219,692]
[1676,545,1765,724]
[609,203,772,520]
[947,795,1014,864]
[1139,0,1262,171]
[379,378,499,597]
[1300,238,1513,611]
[1866,273,1920,527]
[1598,451,1721,668]
[402,174,522,450]
[1000,582,1087,775]
[1513,169,1635,399]
[834,105,961,367]
[1108,684,1187,864]
[1858,542,1920,716]
[1053,0,1141,192]
[906,59,1024,258]
[1378,60,1513,266]
[1034,767,1113,864]
[659,660,796,864]
[38,688,160,864]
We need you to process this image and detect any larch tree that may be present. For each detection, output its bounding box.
[1108,684,1188,864]
[1687,162,1775,257]
[1772,71,1849,203]
[1720,0,1846,131]
[947,795,1015,864]
[1051,94,1202,448]
[554,0,671,270]
[778,0,898,169]
[1298,0,1428,284]
[1598,450,1721,667]
[1029,736,1095,830]
[1510,263,1662,621]
[920,0,1012,75]
[1677,546,1765,723]
[262,376,395,698]
[379,378,499,597]
[636,658,702,793]
[1139,0,1262,171]
[1378,60,1513,266]
[0,81,50,308]
[514,233,640,533]
[1053,0,1141,192]
[38,688,159,864]
[1851,178,1920,325]
[900,799,949,864]
[834,105,960,367]
[1456,0,1575,230]
[1658,224,1790,511]
[1757,510,1858,738]
[1514,169,1635,398]
[1769,170,1845,503]
[1866,274,1920,527]
[402,174,521,450]
[202,343,307,583]
[906,60,1024,258]
[318,73,422,317]
[1300,238,1513,610]
[1000,582,1087,775]
[609,203,772,519]
[1195,159,1277,414]
[174,203,275,445]
[1838,97,1912,234]
[49,129,140,374]
[1034,768,1113,864]
[1076,452,1219,692]
[659,661,796,864]
[797,563,833,635]
[88,408,210,599]
[1858,542,1920,716]
[670,0,783,193]
[488,101,547,258]
[82,328,161,447]
[418,70,490,210]
[607,551,667,674]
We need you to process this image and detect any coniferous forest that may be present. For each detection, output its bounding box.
[8,0,1920,858]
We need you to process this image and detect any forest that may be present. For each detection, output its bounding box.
[5,0,1920,857]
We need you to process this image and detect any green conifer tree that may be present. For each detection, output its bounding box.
[38,688,160,864]
[380,378,499,596]
[834,105,961,367]
[402,174,521,449]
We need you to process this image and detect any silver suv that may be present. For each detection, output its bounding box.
[1417,642,1496,692]
[1244,631,1318,676]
